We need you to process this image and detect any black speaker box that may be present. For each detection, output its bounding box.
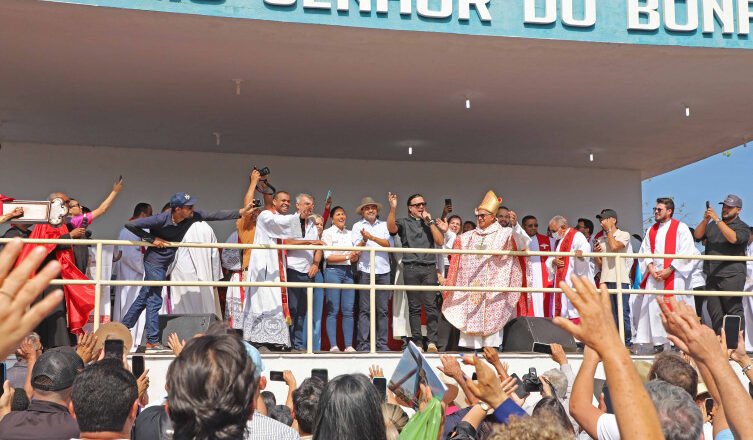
[140,314,220,347]
[501,317,577,352]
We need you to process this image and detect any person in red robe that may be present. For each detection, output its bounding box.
[15,192,94,348]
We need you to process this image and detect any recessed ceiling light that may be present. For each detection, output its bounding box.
[589,152,594,162]
[465,98,471,109]
[685,106,690,117]
[408,146,413,155]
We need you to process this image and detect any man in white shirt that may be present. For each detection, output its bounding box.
[284,194,323,351]
[592,209,632,345]
[546,215,592,322]
[351,197,394,352]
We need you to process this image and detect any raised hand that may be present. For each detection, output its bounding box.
[0,239,63,360]
[387,192,398,209]
[167,332,185,356]
[463,355,507,409]
[369,364,384,379]
[552,275,620,356]
[76,332,100,364]
[437,354,465,382]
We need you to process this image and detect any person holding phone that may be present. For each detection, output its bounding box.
[694,194,750,334]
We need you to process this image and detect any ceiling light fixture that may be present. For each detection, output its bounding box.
[589,152,594,162]
[408,146,413,155]
[213,132,222,146]
[232,79,244,96]
[465,98,471,109]
[685,106,691,117]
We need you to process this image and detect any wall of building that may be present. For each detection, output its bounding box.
[0,142,644,240]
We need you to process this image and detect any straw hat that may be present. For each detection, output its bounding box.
[356,196,383,214]
[93,322,133,356]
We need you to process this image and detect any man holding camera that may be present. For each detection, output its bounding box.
[694,194,750,333]
[121,177,258,350]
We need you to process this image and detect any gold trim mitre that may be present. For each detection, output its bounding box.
[477,190,502,214]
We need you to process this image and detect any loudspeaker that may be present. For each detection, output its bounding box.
[140,314,220,347]
[501,317,577,352]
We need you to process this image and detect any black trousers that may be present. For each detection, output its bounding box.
[705,273,746,334]
[402,263,439,346]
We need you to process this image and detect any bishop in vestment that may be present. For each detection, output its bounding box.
[442,191,531,349]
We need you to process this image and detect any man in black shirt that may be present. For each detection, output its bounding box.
[694,194,750,333]
[387,192,448,353]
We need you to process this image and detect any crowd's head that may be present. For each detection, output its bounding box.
[645,380,703,440]
[312,373,386,440]
[273,191,292,214]
[71,360,139,437]
[521,215,538,237]
[30,347,85,404]
[166,334,258,440]
[292,377,325,436]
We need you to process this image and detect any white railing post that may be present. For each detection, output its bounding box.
[306,286,313,354]
[370,249,376,354]
[93,242,103,332]
[615,255,625,345]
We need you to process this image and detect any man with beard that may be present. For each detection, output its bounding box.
[694,194,750,333]
[634,197,696,350]
[442,191,530,349]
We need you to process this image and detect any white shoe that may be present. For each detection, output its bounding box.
[329,346,340,352]
[427,343,439,353]
[344,346,356,353]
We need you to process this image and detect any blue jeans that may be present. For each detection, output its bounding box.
[121,260,167,344]
[302,270,325,351]
[325,265,355,349]
[605,282,632,345]
[286,268,313,350]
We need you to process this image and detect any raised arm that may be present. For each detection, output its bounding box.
[568,347,604,439]
[555,276,663,440]
[386,192,398,235]
[90,178,124,220]
[243,169,261,208]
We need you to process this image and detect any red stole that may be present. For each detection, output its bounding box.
[16,224,95,335]
[545,228,577,318]
[277,238,292,325]
[517,234,553,317]
[640,219,679,305]
[514,238,531,317]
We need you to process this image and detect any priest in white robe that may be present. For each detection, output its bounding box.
[242,191,304,347]
[222,230,244,328]
[168,221,222,317]
[520,215,554,318]
[633,198,696,348]
[743,234,753,352]
[546,216,592,322]
[113,206,151,352]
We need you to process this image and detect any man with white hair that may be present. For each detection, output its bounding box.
[546,215,592,323]
[283,194,323,351]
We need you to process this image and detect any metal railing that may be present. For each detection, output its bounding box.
[3,237,752,353]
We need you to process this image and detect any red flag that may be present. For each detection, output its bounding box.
[16,224,95,335]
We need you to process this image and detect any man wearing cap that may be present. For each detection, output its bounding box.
[592,209,632,345]
[352,196,394,351]
[121,189,257,350]
[0,348,83,439]
[694,194,751,333]
[442,190,531,349]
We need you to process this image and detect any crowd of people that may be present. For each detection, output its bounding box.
[2,168,751,356]
[0,238,752,439]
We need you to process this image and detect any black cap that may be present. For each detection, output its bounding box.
[596,209,618,221]
[30,347,84,391]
